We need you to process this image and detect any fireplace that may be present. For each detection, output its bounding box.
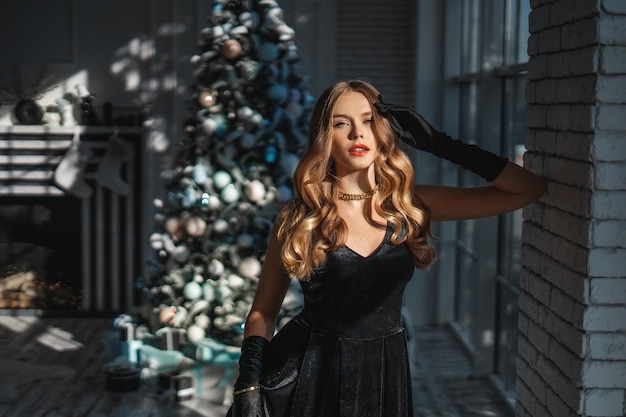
[0,197,83,309]
[0,126,144,313]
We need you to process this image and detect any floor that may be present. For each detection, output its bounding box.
[0,313,514,417]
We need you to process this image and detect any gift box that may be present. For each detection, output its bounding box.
[182,338,241,405]
[139,344,185,383]
[191,362,237,405]
[119,323,143,364]
[157,372,194,402]
[155,327,187,351]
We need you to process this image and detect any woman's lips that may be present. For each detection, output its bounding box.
[349,144,369,156]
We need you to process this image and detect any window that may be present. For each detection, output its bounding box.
[444,0,531,405]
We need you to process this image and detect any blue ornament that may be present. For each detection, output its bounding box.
[183,186,197,207]
[264,144,278,164]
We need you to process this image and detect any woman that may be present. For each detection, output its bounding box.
[228,80,546,417]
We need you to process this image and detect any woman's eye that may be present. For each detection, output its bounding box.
[334,121,349,127]
[364,119,373,125]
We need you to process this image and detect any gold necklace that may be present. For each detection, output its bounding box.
[336,185,379,201]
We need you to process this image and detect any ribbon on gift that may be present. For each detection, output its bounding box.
[139,344,185,377]
[155,327,187,351]
[184,338,241,395]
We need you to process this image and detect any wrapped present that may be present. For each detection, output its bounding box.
[182,338,241,405]
[119,323,143,364]
[157,372,194,402]
[155,327,187,351]
[139,344,185,382]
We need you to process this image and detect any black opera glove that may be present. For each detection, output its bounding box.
[231,336,270,417]
[374,96,508,182]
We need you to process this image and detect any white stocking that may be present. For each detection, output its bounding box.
[95,134,133,195]
[53,128,92,198]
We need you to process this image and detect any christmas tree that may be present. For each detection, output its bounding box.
[141,0,312,347]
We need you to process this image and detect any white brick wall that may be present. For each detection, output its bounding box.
[517,1,626,416]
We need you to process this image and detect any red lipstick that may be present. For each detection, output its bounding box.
[349,144,370,156]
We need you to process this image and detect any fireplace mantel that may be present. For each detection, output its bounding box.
[0,125,145,313]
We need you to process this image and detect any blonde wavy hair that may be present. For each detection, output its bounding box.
[276,80,436,280]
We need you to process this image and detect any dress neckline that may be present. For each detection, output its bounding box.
[343,223,391,259]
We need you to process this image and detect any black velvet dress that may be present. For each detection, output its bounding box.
[262,225,415,417]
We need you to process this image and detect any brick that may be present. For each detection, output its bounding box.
[528,32,540,57]
[561,17,599,50]
[599,15,626,44]
[602,0,626,14]
[597,75,626,103]
[516,377,539,416]
[547,50,573,78]
[529,319,552,356]
[588,248,626,277]
[570,104,596,132]
[525,80,538,103]
[593,131,626,162]
[520,290,542,324]
[538,354,583,410]
[584,388,625,416]
[532,130,557,155]
[538,26,562,53]
[582,360,626,387]
[558,75,596,103]
[600,45,626,74]
[536,79,560,104]
[587,332,626,360]
[526,104,549,128]
[546,386,578,416]
[522,200,545,225]
[597,103,626,130]
[521,244,544,276]
[569,46,600,76]
[522,268,552,306]
[540,229,588,276]
[527,365,549,405]
[595,162,626,190]
[543,308,586,356]
[589,277,626,304]
[528,53,549,80]
[592,220,626,247]
[550,0,575,27]
[550,183,592,217]
[543,206,590,247]
[546,104,571,130]
[530,5,553,33]
[550,338,584,383]
[583,305,626,331]
[591,191,626,219]
[544,157,592,188]
[556,131,593,161]
[519,332,539,368]
[551,287,585,326]
[572,0,600,20]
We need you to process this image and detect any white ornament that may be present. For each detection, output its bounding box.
[203,283,216,302]
[237,233,254,248]
[208,259,225,276]
[183,281,203,300]
[213,170,232,189]
[185,216,207,237]
[221,184,240,203]
[172,245,190,263]
[213,218,229,234]
[239,256,262,278]
[187,325,206,342]
[244,180,266,203]
[227,273,246,289]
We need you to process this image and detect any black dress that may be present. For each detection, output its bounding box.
[262,224,415,417]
